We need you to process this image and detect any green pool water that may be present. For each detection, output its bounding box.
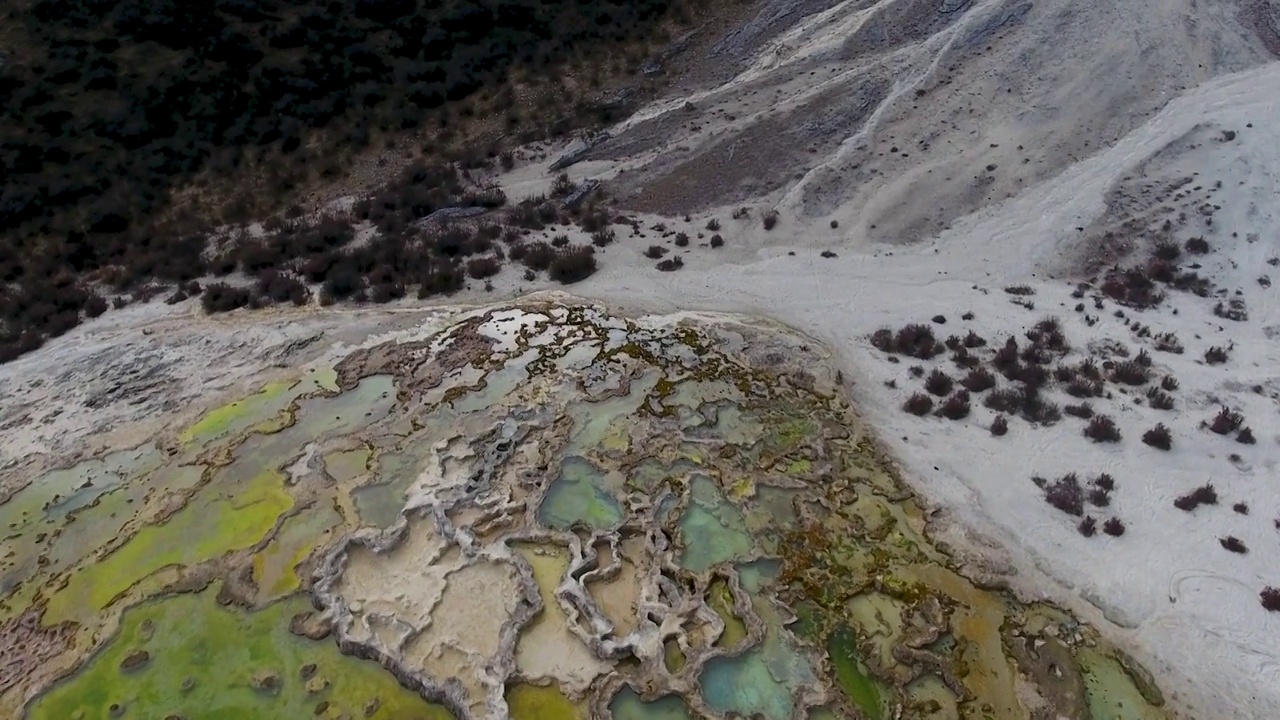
[678,476,753,573]
[25,589,453,720]
[537,456,623,530]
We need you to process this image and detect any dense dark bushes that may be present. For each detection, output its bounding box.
[0,0,699,362]
[1084,415,1121,442]
[1174,483,1218,511]
[871,324,943,359]
[1142,423,1172,450]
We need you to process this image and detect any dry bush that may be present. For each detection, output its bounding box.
[1237,427,1256,444]
[1043,473,1084,516]
[674,232,689,247]
[706,218,721,231]
[924,369,954,396]
[951,347,981,369]
[1004,285,1035,296]
[201,282,251,313]
[466,256,501,280]
[591,228,616,247]
[1161,375,1179,391]
[963,330,987,348]
[1153,332,1183,354]
[1220,536,1248,554]
[1142,423,1172,450]
[936,390,971,420]
[762,211,779,231]
[1214,299,1248,322]
[990,415,1009,436]
[1233,502,1250,515]
[1204,346,1229,364]
[1066,378,1104,398]
[1093,473,1116,492]
[710,235,724,248]
[1209,406,1244,435]
[548,246,597,284]
[909,365,925,378]
[1084,415,1121,442]
[1078,516,1097,537]
[644,245,668,259]
[1103,517,1125,536]
[1262,588,1280,612]
[1064,402,1094,419]
[1054,364,1078,383]
[519,241,557,271]
[903,392,934,416]
[961,367,996,392]
[1147,388,1175,410]
[1111,360,1151,385]
[656,256,684,272]
[1026,316,1068,351]
[870,324,943,359]
[1184,236,1211,254]
[1152,239,1181,261]
[1174,483,1218,511]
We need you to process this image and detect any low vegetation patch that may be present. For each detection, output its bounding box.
[1084,415,1121,443]
[1174,483,1218,511]
[1142,423,1172,450]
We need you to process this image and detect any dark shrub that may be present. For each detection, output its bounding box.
[1147,388,1175,410]
[1134,349,1152,367]
[1088,485,1111,507]
[1066,379,1103,398]
[466,256,501,280]
[961,367,996,392]
[521,242,556,271]
[762,211,779,231]
[1044,473,1084,516]
[1078,516,1097,537]
[1016,364,1050,390]
[1237,427,1256,444]
[710,235,724,248]
[1102,517,1125,536]
[201,283,251,313]
[83,293,108,318]
[1142,423,1172,450]
[984,387,1024,413]
[963,330,986,348]
[1084,415,1121,442]
[369,282,405,303]
[871,324,943,359]
[1152,239,1181,261]
[1262,588,1280,612]
[1161,375,1179,391]
[1220,536,1248,554]
[549,247,597,284]
[924,369,953,396]
[706,218,721,231]
[656,256,684,272]
[1093,473,1115,492]
[1233,502,1249,515]
[591,228,616,247]
[1054,364,1078,383]
[936,390,971,420]
[551,234,570,247]
[674,232,689,247]
[1111,360,1151,385]
[990,415,1008,436]
[1018,390,1061,425]
[644,245,668,259]
[1209,406,1244,435]
[951,347,980,369]
[1174,483,1218,511]
[1064,402,1094,419]
[903,392,934,416]
[909,365,925,377]
[1004,285,1035,296]
[1205,346,1229,364]
[1185,236,1210,254]
[993,337,1020,371]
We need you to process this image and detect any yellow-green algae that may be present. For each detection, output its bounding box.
[26,588,452,720]
[253,502,343,600]
[46,469,292,622]
[506,683,586,720]
[707,579,747,648]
